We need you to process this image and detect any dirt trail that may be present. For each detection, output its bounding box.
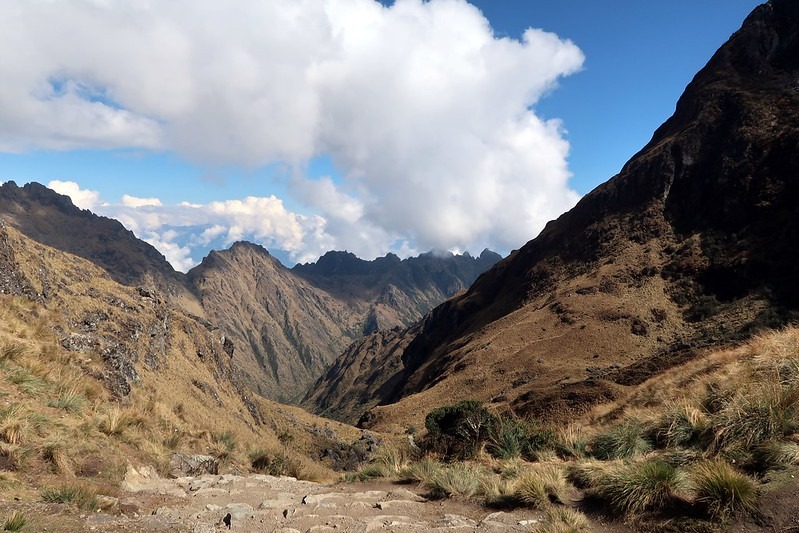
[0,469,636,532]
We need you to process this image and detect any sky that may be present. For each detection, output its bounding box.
[0,0,763,271]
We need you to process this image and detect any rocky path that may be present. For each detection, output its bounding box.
[70,467,549,532]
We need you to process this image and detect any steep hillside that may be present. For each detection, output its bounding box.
[0,182,202,316]
[188,243,500,403]
[0,222,374,500]
[309,0,799,431]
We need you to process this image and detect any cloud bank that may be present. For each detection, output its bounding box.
[4,0,584,265]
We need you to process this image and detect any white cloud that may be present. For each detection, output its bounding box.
[122,194,162,208]
[47,180,100,210]
[3,0,585,257]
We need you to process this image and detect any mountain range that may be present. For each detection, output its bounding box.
[0,180,500,402]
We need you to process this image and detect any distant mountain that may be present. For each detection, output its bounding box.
[0,181,500,403]
[188,243,500,403]
[307,0,799,431]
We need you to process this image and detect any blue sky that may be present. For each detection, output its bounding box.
[0,0,762,270]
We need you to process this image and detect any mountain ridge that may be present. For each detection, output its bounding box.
[305,0,799,430]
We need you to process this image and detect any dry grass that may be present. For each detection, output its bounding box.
[690,459,758,520]
[514,463,569,509]
[538,507,590,533]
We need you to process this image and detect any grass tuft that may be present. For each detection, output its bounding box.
[690,460,758,521]
[590,459,685,516]
[589,419,652,460]
[538,506,590,533]
[41,484,99,510]
[2,511,26,532]
[425,463,484,499]
[514,464,569,509]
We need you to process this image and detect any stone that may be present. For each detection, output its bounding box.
[225,502,256,520]
[192,525,216,533]
[168,453,219,478]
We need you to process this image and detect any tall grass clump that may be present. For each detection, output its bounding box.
[690,460,758,521]
[425,463,484,499]
[590,459,685,516]
[397,457,442,485]
[41,485,99,510]
[589,419,652,460]
[538,507,590,533]
[712,382,799,450]
[649,400,709,449]
[2,511,26,532]
[0,342,28,363]
[47,387,85,414]
[480,475,520,508]
[514,464,569,509]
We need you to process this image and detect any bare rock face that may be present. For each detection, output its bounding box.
[314,0,799,431]
[168,453,220,478]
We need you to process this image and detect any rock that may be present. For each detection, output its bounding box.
[439,514,477,528]
[168,453,219,478]
[225,502,255,520]
[193,525,216,533]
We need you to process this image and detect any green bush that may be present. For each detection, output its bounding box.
[424,400,497,459]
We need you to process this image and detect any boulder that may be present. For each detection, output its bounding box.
[168,453,219,478]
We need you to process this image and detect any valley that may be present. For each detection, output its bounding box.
[0,0,797,531]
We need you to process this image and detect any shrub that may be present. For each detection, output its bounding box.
[2,511,26,532]
[425,401,497,459]
[538,507,590,533]
[690,460,758,520]
[591,459,685,516]
[250,449,299,477]
[589,419,652,460]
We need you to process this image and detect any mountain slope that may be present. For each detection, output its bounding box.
[0,182,499,403]
[0,181,203,316]
[187,243,500,403]
[309,0,799,431]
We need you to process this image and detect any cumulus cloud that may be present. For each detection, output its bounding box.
[2,0,585,258]
[96,194,332,271]
[47,180,100,210]
[121,194,162,208]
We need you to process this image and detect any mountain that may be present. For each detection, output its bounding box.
[307,0,799,431]
[187,243,500,403]
[0,181,499,403]
[0,181,203,316]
